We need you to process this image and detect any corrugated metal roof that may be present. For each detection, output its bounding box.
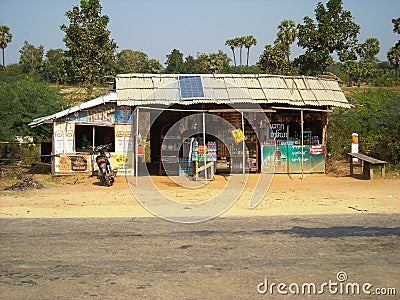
[28,92,117,127]
[116,73,350,108]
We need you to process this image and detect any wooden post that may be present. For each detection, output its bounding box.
[350,157,354,177]
[300,109,304,179]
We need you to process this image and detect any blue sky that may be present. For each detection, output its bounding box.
[0,0,399,67]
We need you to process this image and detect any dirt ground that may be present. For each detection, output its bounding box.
[1,169,399,219]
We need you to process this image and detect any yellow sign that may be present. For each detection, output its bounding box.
[232,128,245,143]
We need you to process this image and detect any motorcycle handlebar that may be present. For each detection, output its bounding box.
[90,143,113,153]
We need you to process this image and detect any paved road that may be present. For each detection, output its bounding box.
[1,214,399,299]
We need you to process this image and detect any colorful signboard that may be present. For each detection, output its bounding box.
[261,144,325,173]
[54,154,91,173]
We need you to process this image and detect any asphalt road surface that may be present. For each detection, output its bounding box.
[1,214,399,299]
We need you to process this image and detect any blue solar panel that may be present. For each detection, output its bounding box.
[179,76,205,99]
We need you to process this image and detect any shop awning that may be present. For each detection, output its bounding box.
[29,92,117,127]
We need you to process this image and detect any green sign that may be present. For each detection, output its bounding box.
[261,144,325,173]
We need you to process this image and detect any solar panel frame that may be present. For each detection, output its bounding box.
[178,75,205,99]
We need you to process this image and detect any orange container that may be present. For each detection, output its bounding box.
[351,133,358,144]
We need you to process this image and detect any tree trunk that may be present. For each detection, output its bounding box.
[2,48,4,67]
[366,75,370,86]
[231,48,236,67]
[246,47,250,67]
[239,47,243,68]
[395,64,399,86]
[348,74,353,87]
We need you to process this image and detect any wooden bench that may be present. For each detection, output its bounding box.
[348,153,387,179]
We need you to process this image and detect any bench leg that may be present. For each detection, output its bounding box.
[362,162,371,179]
[350,159,354,177]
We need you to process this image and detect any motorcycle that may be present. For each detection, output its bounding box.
[90,143,118,186]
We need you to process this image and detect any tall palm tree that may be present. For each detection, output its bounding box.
[236,37,245,68]
[0,25,13,67]
[244,35,257,67]
[225,38,237,67]
[276,20,297,64]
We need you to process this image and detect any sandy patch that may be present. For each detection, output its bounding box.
[1,173,399,218]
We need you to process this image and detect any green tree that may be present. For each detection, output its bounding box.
[225,38,238,67]
[392,17,400,47]
[165,49,185,73]
[19,41,44,73]
[0,65,62,142]
[276,20,297,64]
[342,59,360,87]
[258,43,288,74]
[243,35,257,67]
[387,46,400,85]
[0,25,12,67]
[237,37,245,68]
[116,50,148,73]
[60,0,117,86]
[42,48,66,84]
[206,50,231,74]
[296,0,360,75]
[328,89,400,164]
[356,38,380,85]
[143,59,162,74]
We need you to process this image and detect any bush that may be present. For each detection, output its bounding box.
[327,88,400,165]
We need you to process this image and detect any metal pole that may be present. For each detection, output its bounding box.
[301,109,304,179]
[241,112,245,178]
[203,112,207,183]
[135,108,139,186]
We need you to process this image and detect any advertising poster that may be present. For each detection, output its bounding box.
[115,124,133,153]
[114,125,134,175]
[53,123,75,154]
[54,123,65,154]
[110,152,134,175]
[261,145,325,173]
[54,155,91,174]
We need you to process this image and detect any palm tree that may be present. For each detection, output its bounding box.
[276,20,297,64]
[387,46,400,85]
[0,25,13,67]
[244,35,257,67]
[225,38,237,67]
[236,37,245,69]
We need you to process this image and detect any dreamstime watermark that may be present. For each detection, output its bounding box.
[257,271,397,296]
[125,77,275,223]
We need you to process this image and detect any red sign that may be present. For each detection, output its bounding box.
[309,146,325,154]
